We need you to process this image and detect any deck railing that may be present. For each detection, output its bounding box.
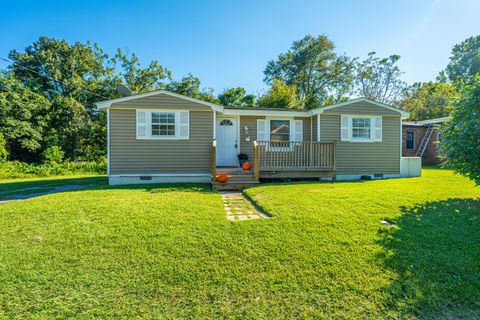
[253,140,336,171]
[211,140,216,181]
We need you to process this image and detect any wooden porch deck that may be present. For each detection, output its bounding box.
[212,140,336,190]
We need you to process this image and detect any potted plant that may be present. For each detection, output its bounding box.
[237,153,248,167]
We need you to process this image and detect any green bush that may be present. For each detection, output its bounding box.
[42,146,64,164]
[0,159,106,179]
[0,134,8,162]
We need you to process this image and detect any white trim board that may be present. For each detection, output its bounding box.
[311,98,410,118]
[110,173,211,177]
[109,175,211,185]
[107,108,110,176]
[96,90,223,112]
[222,108,308,117]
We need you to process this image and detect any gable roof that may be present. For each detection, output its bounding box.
[96,90,410,118]
[403,117,451,126]
[310,98,410,118]
[95,90,224,112]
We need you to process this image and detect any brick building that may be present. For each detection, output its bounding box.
[402,117,450,165]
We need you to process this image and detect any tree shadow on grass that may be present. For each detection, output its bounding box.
[0,176,214,201]
[108,183,213,194]
[0,176,108,201]
[377,198,480,319]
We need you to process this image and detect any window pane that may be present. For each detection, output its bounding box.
[406,131,415,149]
[352,117,371,139]
[152,124,160,136]
[151,112,176,136]
[270,120,290,141]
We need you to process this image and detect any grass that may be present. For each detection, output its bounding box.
[0,169,478,319]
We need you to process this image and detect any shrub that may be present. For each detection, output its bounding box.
[441,80,480,185]
[42,146,64,164]
[0,159,106,179]
[0,134,7,162]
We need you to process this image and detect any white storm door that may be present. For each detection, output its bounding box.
[216,117,238,166]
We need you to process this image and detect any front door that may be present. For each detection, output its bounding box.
[216,117,238,166]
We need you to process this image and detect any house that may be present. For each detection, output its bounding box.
[402,117,450,165]
[95,90,416,188]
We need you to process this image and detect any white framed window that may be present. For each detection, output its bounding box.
[270,120,290,141]
[256,118,303,142]
[152,112,176,137]
[352,117,372,139]
[136,110,189,140]
[341,115,382,142]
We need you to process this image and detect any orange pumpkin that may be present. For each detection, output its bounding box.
[242,162,252,170]
[216,175,229,183]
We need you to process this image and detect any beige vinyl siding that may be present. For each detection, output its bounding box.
[239,116,265,160]
[295,117,311,141]
[320,115,401,174]
[312,115,318,141]
[239,116,311,160]
[322,101,401,116]
[111,93,211,111]
[109,109,213,174]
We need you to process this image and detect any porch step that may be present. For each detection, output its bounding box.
[216,168,253,176]
[212,180,260,191]
[226,175,256,182]
[214,167,257,190]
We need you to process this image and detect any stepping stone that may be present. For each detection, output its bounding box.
[219,191,267,221]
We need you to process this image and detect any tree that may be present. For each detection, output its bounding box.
[440,80,480,185]
[218,87,256,107]
[112,49,171,94]
[0,133,8,162]
[257,79,303,109]
[354,52,407,104]
[166,74,219,103]
[6,36,172,161]
[264,35,356,109]
[399,82,457,120]
[42,145,64,164]
[0,75,51,161]
[445,35,480,83]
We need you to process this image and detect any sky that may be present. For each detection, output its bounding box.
[1,0,479,95]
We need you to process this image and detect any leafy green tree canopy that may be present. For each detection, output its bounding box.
[218,87,256,107]
[399,82,457,120]
[440,80,480,185]
[354,52,406,104]
[112,49,172,94]
[445,35,480,83]
[257,79,303,109]
[166,74,219,104]
[0,133,8,162]
[5,36,172,161]
[0,75,51,161]
[264,35,356,109]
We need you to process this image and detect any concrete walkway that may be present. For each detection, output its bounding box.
[219,191,268,221]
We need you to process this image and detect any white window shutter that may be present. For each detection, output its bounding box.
[341,115,350,141]
[136,110,147,139]
[293,120,303,141]
[178,111,189,140]
[257,119,267,141]
[374,116,382,142]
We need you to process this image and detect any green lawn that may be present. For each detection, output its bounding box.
[0,169,478,319]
